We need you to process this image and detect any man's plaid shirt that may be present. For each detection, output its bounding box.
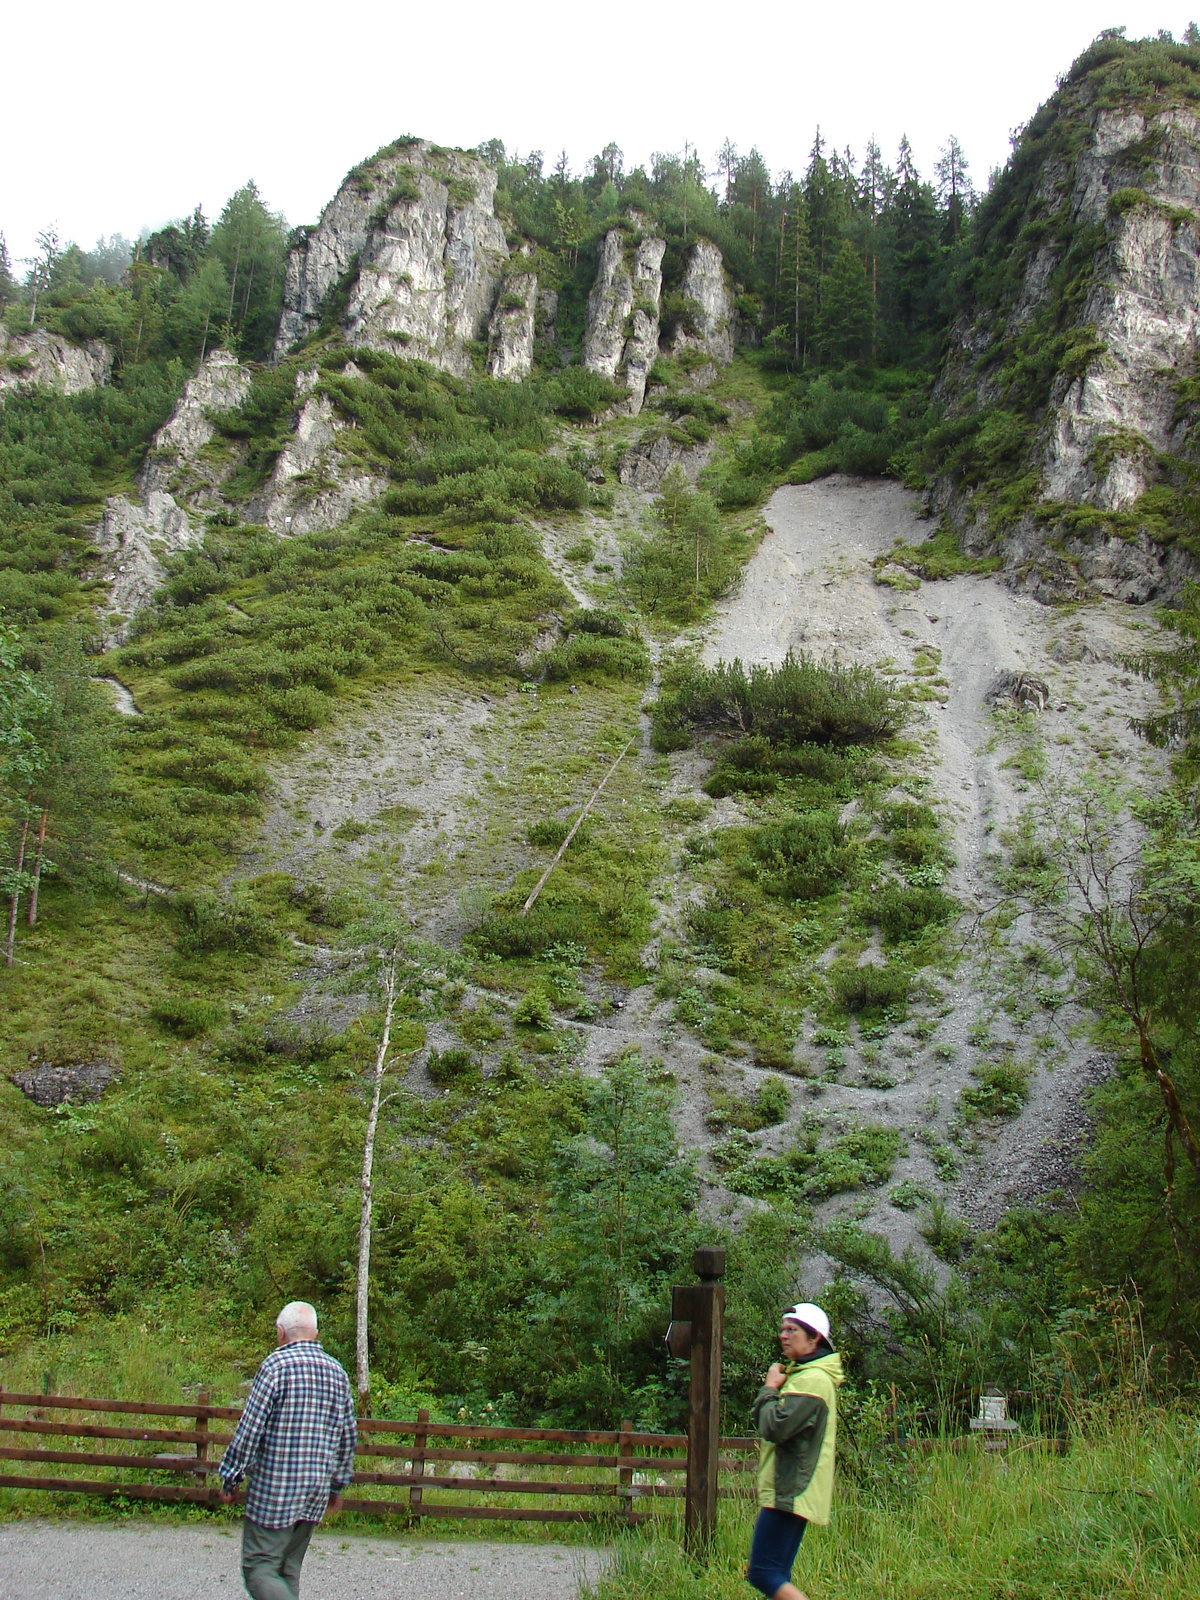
[219,1340,357,1528]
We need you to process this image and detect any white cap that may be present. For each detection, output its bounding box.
[783,1302,831,1344]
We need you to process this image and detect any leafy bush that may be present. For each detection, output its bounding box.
[174,891,279,956]
[705,1075,791,1132]
[829,961,910,1018]
[546,367,621,420]
[960,1058,1031,1121]
[150,997,226,1037]
[653,651,903,752]
[876,883,957,942]
[427,1047,480,1087]
[542,633,651,681]
[527,817,591,850]
[567,608,628,638]
[742,812,858,901]
[704,738,884,800]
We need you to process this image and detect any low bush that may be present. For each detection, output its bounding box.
[960,1058,1031,1121]
[150,996,226,1037]
[427,1047,481,1087]
[653,652,903,752]
[829,961,910,1018]
[542,633,651,681]
[174,892,280,956]
[742,812,858,901]
[527,817,591,850]
[876,883,957,942]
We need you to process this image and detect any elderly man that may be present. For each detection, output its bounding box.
[746,1302,844,1600]
[218,1302,357,1600]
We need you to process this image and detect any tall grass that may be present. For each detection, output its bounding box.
[586,1412,1200,1600]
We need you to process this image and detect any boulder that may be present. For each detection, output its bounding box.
[96,490,202,640]
[141,348,251,494]
[12,1058,118,1107]
[618,431,711,491]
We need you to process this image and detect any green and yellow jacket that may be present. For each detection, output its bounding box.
[752,1349,844,1524]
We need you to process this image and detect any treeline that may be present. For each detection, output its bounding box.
[486,128,973,373]
[0,182,287,367]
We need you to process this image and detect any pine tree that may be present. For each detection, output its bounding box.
[935,135,973,243]
[778,186,816,365]
[815,238,874,366]
[0,232,17,307]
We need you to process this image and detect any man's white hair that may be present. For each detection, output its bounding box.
[276,1301,318,1337]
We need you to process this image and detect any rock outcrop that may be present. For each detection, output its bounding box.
[618,431,711,491]
[96,490,202,641]
[487,270,538,380]
[582,226,666,413]
[140,348,251,496]
[0,327,112,403]
[273,141,509,375]
[248,388,384,536]
[671,241,733,365]
[931,96,1200,602]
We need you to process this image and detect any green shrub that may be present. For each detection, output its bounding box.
[829,961,910,1018]
[427,1047,480,1087]
[743,812,858,900]
[568,608,628,637]
[919,1199,973,1262]
[876,883,957,942]
[653,652,903,752]
[547,368,621,420]
[174,892,280,956]
[150,997,226,1037]
[542,633,651,681]
[527,818,591,850]
[513,988,554,1029]
[960,1059,1031,1121]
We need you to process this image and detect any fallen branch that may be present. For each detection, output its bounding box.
[521,736,636,917]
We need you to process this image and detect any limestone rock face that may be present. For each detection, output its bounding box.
[618,431,712,492]
[487,271,538,380]
[931,102,1200,600]
[583,228,666,413]
[671,241,733,365]
[273,141,508,374]
[248,392,384,536]
[141,348,251,494]
[96,490,201,641]
[1041,109,1200,511]
[536,288,559,347]
[0,327,112,402]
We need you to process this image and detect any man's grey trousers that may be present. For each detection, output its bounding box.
[241,1517,317,1600]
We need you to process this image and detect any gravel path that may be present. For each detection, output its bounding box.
[0,1521,610,1600]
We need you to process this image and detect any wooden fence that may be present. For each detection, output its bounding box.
[0,1389,758,1526]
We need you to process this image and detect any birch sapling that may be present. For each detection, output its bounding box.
[356,948,398,1412]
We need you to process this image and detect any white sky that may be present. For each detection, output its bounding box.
[2,3,1197,266]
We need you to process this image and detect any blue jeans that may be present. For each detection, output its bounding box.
[747,1506,808,1596]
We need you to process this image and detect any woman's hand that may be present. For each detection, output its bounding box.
[764,1362,787,1390]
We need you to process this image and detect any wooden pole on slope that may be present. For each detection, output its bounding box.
[519,736,635,917]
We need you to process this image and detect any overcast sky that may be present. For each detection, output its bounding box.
[3,3,1197,266]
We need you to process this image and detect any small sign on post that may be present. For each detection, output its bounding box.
[969,1389,1019,1452]
[666,1245,725,1555]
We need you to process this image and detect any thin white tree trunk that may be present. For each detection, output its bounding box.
[356,950,397,1410]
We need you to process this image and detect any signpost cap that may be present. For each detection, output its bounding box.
[693,1246,726,1281]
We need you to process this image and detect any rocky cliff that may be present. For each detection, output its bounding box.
[671,240,734,365]
[487,268,538,380]
[582,226,666,413]
[273,140,508,374]
[0,327,112,403]
[929,69,1200,602]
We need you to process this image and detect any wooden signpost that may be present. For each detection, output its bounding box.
[666,1244,726,1555]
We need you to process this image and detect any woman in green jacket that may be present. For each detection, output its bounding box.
[747,1302,844,1600]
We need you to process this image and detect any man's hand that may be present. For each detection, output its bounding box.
[218,1487,234,1505]
[328,1492,343,1513]
[764,1362,787,1391]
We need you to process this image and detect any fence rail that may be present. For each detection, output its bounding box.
[0,1390,758,1526]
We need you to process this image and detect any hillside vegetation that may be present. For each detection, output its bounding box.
[0,28,1198,1506]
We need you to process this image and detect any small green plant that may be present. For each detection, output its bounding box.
[919,1199,973,1262]
[150,997,225,1037]
[427,1047,480,1087]
[889,1178,936,1211]
[960,1058,1031,1121]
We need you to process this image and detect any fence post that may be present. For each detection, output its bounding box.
[684,1245,725,1557]
[196,1389,210,1497]
[409,1408,428,1521]
[618,1417,635,1528]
